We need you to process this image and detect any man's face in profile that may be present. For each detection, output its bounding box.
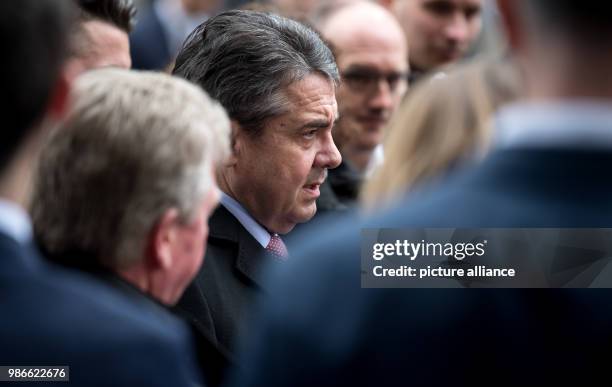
[395,0,482,71]
[228,74,342,234]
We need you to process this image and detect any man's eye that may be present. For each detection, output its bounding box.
[344,73,374,85]
[386,73,406,89]
[303,130,317,139]
[424,1,454,16]
[464,6,481,20]
[350,74,371,82]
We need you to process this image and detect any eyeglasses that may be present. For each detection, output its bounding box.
[342,70,409,93]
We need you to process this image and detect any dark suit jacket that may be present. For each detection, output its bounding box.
[129,6,172,71]
[49,256,227,387]
[0,232,203,386]
[231,148,612,387]
[176,205,284,376]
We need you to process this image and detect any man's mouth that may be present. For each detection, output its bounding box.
[303,170,327,197]
[303,181,323,198]
[359,115,388,128]
[305,182,321,190]
[440,46,464,61]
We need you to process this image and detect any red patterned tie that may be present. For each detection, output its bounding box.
[266,233,288,259]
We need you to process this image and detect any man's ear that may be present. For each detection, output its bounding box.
[146,208,180,271]
[226,120,244,167]
[46,60,81,120]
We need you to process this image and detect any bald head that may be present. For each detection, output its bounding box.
[321,1,406,58]
[319,1,408,172]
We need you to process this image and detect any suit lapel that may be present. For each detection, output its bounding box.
[208,205,283,290]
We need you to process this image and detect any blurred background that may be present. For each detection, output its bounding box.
[129,0,505,72]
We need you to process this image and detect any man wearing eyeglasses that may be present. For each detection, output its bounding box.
[315,1,408,211]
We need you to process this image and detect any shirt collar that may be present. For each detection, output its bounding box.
[364,144,385,178]
[0,199,32,245]
[494,100,612,150]
[220,192,271,248]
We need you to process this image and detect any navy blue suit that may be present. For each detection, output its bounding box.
[231,148,612,386]
[0,233,203,386]
[129,7,172,71]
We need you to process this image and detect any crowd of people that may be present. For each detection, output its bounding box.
[2,0,612,386]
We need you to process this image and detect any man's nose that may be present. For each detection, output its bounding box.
[368,79,394,111]
[444,14,470,44]
[315,130,342,169]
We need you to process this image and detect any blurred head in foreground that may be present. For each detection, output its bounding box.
[0,0,73,205]
[498,0,612,100]
[32,69,230,305]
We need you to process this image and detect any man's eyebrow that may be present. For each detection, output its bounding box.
[343,64,378,74]
[300,118,337,130]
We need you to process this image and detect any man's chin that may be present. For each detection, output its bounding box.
[358,120,386,133]
[357,126,385,146]
[356,137,383,153]
[435,49,464,66]
[292,201,318,224]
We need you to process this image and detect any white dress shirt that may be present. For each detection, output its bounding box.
[494,100,612,150]
[0,199,32,245]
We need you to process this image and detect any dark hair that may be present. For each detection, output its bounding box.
[75,0,136,33]
[529,1,612,39]
[173,10,339,134]
[0,0,73,170]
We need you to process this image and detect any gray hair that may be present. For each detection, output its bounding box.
[32,68,230,269]
[173,9,339,135]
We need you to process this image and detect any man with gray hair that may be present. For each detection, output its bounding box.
[1,1,205,385]
[172,9,342,360]
[232,0,612,385]
[32,68,230,384]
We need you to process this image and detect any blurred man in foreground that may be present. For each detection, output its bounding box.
[32,68,231,386]
[172,9,341,361]
[232,0,612,385]
[0,2,203,385]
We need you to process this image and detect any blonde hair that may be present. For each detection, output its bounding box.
[361,58,521,210]
[32,68,230,268]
